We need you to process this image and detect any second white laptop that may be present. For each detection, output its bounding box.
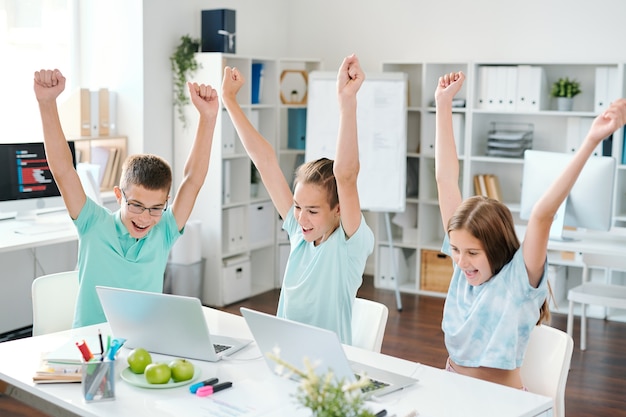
[240,307,418,397]
[96,286,251,362]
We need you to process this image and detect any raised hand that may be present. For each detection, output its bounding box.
[337,54,365,100]
[435,71,465,104]
[221,66,245,101]
[587,98,626,146]
[33,69,66,103]
[187,82,219,118]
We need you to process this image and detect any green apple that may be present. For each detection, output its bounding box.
[144,362,171,384]
[169,358,194,382]
[127,347,152,374]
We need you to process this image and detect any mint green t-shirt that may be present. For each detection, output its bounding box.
[72,198,181,328]
[277,206,374,345]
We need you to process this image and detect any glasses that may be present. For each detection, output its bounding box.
[121,189,168,217]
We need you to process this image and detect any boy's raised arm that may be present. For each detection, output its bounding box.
[34,69,86,219]
[171,82,219,231]
[333,54,364,238]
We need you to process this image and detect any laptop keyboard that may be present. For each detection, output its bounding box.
[213,343,230,354]
[355,373,390,393]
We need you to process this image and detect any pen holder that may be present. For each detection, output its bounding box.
[82,359,115,402]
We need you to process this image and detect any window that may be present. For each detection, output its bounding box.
[0,0,75,143]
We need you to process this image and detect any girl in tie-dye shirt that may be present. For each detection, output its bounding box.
[434,71,626,389]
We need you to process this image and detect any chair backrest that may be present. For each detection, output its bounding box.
[351,297,389,352]
[582,252,626,283]
[31,270,79,336]
[520,324,574,417]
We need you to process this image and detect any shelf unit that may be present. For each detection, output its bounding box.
[376,61,626,317]
[275,58,322,288]
[71,135,127,192]
[173,53,321,306]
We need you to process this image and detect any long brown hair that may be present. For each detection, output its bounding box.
[447,196,551,324]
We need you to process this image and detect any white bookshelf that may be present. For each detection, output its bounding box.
[376,60,626,321]
[173,53,321,306]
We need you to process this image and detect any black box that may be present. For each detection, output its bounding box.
[201,9,236,53]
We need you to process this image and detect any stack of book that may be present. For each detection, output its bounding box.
[33,336,100,384]
[91,145,123,190]
[473,174,503,202]
[486,122,533,158]
[33,360,82,383]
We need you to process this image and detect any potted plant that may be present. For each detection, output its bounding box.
[170,35,201,128]
[550,77,581,111]
[267,351,375,417]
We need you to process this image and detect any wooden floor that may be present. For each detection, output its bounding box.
[2,276,625,416]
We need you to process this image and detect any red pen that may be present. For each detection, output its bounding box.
[76,340,94,362]
[196,381,233,397]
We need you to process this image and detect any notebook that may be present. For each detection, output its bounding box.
[96,286,251,362]
[240,307,418,397]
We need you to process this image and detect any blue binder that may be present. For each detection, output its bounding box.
[251,63,263,104]
[288,109,307,150]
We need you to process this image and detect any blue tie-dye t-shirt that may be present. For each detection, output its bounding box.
[441,235,548,370]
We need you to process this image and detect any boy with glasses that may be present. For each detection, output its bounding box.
[34,69,219,327]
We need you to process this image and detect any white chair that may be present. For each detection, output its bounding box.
[351,297,389,352]
[520,324,574,417]
[31,270,79,336]
[567,252,626,351]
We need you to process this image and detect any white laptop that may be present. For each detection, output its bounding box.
[240,307,418,397]
[96,286,251,362]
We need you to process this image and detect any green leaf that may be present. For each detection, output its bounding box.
[170,35,201,128]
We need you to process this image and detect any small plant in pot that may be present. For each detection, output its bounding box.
[550,77,581,111]
[170,35,201,128]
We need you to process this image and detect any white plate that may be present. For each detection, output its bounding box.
[120,367,201,389]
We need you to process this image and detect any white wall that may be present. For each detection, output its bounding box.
[287,0,626,71]
[87,0,289,174]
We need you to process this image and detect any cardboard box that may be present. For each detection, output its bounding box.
[420,250,453,293]
[201,9,236,53]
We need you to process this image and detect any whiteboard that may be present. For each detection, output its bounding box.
[305,71,407,212]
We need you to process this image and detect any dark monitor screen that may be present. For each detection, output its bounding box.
[0,141,76,218]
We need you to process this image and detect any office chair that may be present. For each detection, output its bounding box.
[567,252,626,351]
[351,297,389,352]
[520,324,573,417]
[31,270,79,336]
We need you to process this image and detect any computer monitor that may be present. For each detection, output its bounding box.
[0,141,76,220]
[519,149,615,240]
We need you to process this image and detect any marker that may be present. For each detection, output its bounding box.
[76,340,94,362]
[97,329,104,355]
[196,381,232,397]
[189,377,219,394]
[107,338,127,361]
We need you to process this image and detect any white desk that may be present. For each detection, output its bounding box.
[516,225,626,262]
[0,212,78,334]
[0,308,553,417]
[0,211,77,254]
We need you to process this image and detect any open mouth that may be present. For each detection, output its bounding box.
[132,221,150,232]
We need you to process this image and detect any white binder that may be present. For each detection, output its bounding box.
[594,66,619,114]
